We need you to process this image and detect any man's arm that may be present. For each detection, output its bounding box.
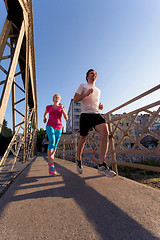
[99,102,103,110]
[73,89,93,103]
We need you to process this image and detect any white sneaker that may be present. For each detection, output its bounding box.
[76,160,83,174]
[98,163,116,177]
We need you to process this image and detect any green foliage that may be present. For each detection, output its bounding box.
[138,178,160,190]
[0,119,13,155]
[0,135,12,155]
[141,158,160,167]
[118,166,140,178]
[118,161,160,180]
[36,128,45,152]
[1,119,12,137]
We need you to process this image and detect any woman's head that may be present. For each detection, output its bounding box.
[53,93,61,103]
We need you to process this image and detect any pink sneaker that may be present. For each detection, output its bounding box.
[48,163,57,175]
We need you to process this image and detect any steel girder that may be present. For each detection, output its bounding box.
[0,0,37,171]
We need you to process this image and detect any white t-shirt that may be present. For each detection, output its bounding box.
[76,83,100,114]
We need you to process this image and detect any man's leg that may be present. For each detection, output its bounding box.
[95,123,116,177]
[76,135,88,174]
[95,123,109,164]
[78,135,88,161]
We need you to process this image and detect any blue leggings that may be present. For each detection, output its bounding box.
[46,126,62,150]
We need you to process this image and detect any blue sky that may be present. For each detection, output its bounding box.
[0,0,160,131]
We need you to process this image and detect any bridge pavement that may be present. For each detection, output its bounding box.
[0,155,160,240]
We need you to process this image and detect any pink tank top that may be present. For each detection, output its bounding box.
[46,105,63,129]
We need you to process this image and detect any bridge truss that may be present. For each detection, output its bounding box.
[0,0,37,170]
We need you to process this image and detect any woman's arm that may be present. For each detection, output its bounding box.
[43,108,48,123]
[60,103,68,120]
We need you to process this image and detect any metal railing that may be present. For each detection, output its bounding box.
[56,84,160,174]
[0,108,36,172]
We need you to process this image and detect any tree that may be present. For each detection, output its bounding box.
[36,128,45,152]
[1,119,13,137]
[0,119,13,155]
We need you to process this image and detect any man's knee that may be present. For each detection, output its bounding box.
[95,123,109,135]
[80,135,88,143]
[105,125,109,136]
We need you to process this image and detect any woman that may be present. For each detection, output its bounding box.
[43,93,68,175]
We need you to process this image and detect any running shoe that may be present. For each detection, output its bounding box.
[98,162,116,177]
[76,160,83,174]
[49,164,57,175]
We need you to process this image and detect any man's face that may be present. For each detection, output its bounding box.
[87,70,97,82]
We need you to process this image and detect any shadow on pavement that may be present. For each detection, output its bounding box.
[0,156,158,240]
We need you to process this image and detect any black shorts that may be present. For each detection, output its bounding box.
[80,113,106,136]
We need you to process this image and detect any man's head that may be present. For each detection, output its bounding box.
[86,69,97,83]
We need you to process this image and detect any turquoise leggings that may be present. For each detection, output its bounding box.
[46,126,62,150]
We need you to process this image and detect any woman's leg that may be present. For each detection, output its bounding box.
[54,129,62,152]
[47,149,55,164]
[46,126,56,164]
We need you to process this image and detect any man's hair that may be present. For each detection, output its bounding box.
[86,69,96,82]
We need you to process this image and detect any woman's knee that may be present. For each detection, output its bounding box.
[48,142,54,149]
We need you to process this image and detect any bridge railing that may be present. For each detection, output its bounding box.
[56,84,160,174]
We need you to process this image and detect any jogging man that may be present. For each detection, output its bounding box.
[73,69,116,177]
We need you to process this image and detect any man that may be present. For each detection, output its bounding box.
[73,69,116,177]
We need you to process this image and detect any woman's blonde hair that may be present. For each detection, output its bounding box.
[53,93,61,100]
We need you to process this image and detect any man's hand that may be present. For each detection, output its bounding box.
[99,102,103,110]
[85,88,93,97]
[74,88,93,103]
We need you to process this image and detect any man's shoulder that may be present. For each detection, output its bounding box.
[79,83,87,87]
[94,85,100,91]
[77,83,87,90]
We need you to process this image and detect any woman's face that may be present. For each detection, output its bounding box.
[53,94,61,104]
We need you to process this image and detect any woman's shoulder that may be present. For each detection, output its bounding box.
[46,105,52,109]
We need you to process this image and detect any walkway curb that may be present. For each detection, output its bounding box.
[0,156,36,197]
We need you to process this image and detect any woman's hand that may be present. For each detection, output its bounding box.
[59,103,63,110]
[43,108,48,123]
[60,103,68,120]
[43,117,47,123]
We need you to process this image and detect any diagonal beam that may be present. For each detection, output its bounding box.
[0,20,25,132]
[0,18,12,60]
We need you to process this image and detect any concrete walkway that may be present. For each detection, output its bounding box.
[0,155,160,240]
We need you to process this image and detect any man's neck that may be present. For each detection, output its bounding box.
[87,80,95,86]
